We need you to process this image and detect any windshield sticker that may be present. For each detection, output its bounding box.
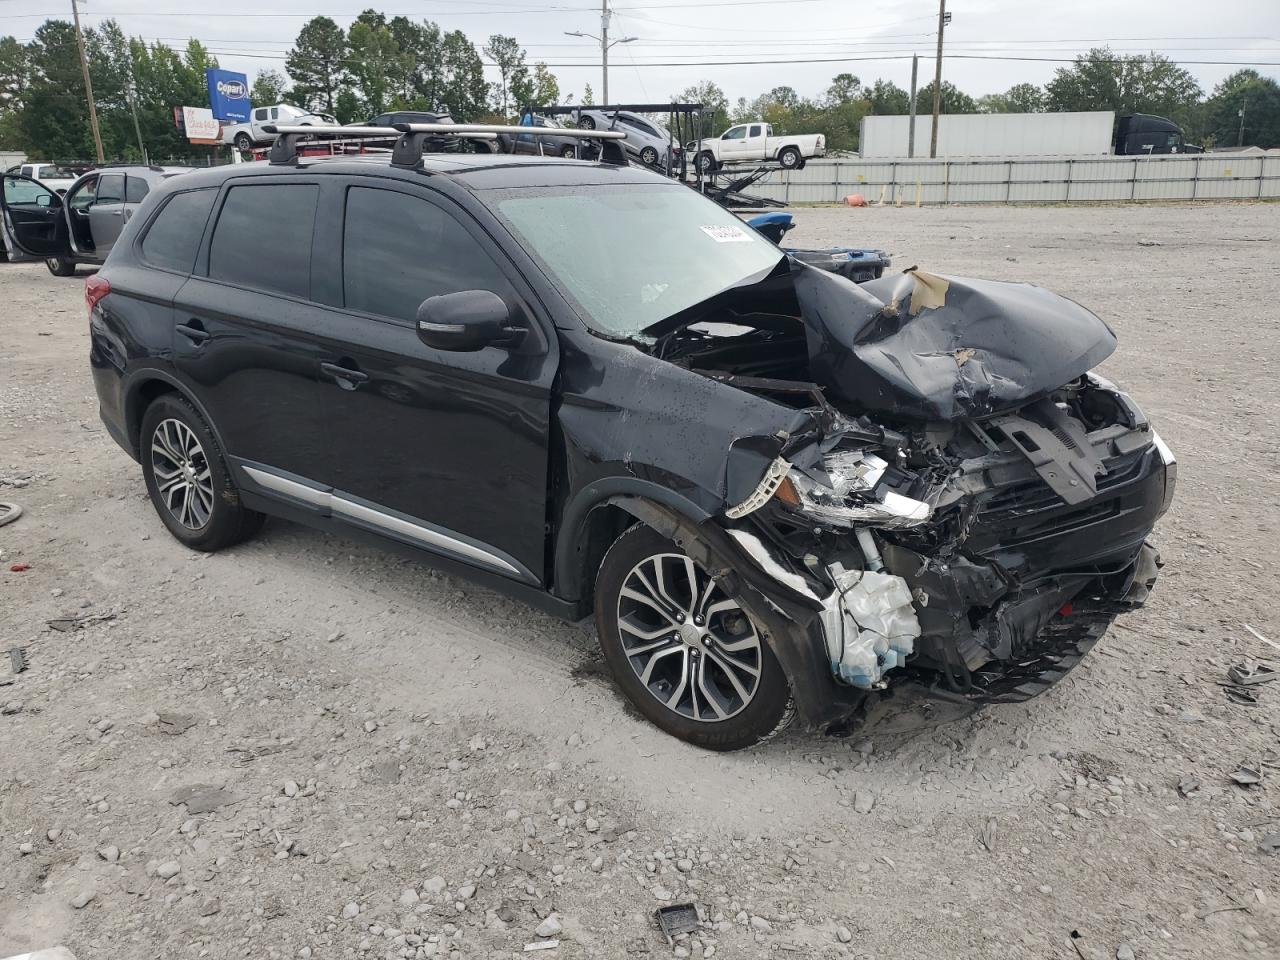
[700,225,753,243]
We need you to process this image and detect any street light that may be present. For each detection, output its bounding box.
[564,13,638,106]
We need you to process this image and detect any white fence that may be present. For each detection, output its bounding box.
[737,152,1280,205]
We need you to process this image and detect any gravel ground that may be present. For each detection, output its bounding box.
[1,201,1277,960]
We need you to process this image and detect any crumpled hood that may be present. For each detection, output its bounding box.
[794,265,1117,421]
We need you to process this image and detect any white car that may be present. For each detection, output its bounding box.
[221,104,338,152]
[693,122,825,173]
[5,162,85,194]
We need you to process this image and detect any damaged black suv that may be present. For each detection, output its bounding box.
[83,146,1175,750]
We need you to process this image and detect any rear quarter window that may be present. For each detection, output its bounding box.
[125,177,150,203]
[140,188,218,274]
[208,183,318,298]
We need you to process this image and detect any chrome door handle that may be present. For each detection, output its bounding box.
[320,362,369,386]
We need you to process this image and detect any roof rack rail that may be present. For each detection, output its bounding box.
[390,122,628,167]
[262,124,498,165]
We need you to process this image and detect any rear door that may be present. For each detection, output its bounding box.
[299,179,558,583]
[1,173,69,259]
[88,172,127,258]
[172,177,330,483]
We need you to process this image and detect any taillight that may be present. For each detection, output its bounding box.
[85,275,110,315]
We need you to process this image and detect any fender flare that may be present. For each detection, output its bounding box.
[553,478,712,604]
[121,367,230,461]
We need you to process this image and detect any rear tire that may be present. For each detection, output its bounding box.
[594,525,792,750]
[140,394,265,552]
[577,115,596,130]
[560,144,577,158]
[778,146,801,169]
[46,257,75,277]
[234,132,253,152]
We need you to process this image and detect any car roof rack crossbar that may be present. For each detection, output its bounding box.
[391,122,628,167]
[262,124,498,165]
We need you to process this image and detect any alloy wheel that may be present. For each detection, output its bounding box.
[615,552,763,722]
[150,418,215,530]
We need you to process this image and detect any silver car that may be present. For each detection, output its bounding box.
[574,110,681,169]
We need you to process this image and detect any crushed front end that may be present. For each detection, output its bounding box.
[649,261,1176,720]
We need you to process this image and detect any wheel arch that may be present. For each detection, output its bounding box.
[123,370,229,462]
[553,478,713,610]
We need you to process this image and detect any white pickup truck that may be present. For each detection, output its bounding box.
[693,122,825,173]
[221,103,337,152]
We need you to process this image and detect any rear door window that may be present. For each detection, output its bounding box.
[749,125,762,138]
[342,186,512,322]
[140,188,218,274]
[97,174,124,203]
[125,176,150,203]
[208,183,318,298]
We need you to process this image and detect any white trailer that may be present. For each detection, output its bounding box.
[858,111,1114,159]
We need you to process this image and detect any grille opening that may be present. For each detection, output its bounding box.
[1011,430,1040,452]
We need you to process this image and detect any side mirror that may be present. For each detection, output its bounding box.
[416,290,521,352]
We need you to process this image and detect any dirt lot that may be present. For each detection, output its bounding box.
[1,202,1277,960]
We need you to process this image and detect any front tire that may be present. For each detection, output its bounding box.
[778,146,801,169]
[140,394,265,552]
[560,144,577,158]
[697,151,718,175]
[639,145,658,166]
[594,525,791,750]
[46,257,75,277]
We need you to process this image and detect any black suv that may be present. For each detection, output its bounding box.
[65,140,1173,750]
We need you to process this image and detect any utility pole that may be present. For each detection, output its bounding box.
[929,0,948,159]
[127,82,147,164]
[564,7,635,108]
[71,0,105,164]
[908,53,918,158]
[1237,101,1247,147]
[600,0,609,106]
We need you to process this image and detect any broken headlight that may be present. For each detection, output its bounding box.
[782,450,932,530]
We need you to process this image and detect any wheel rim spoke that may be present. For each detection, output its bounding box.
[150,418,212,531]
[617,550,762,724]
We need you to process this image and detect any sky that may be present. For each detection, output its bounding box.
[2,0,1279,108]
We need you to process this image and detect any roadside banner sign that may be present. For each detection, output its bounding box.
[182,106,221,144]
[206,68,251,122]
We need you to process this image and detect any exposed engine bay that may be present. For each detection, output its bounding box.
[634,259,1176,707]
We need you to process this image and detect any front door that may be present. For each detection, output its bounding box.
[0,174,68,259]
[304,180,558,583]
[88,172,127,259]
[720,124,749,160]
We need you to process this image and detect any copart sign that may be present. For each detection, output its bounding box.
[206,68,251,123]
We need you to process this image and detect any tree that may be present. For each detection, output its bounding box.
[864,79,910,115]
[1204,69,1280,148]
[286,16,347,115]
[252,69,289,106]
[347,16,401,116]
[978,82,1046,113]
[21,20,97,160]
[483,35,527,116]
[582,82,594,106]
[1046,47,1202,130]
[825,73,861,107]
[916,80,978,114]
[527,63,559,108]
[439,30,487,120]
[0,35,31,150]
[674,80,728,134]
[388,17,441,106]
